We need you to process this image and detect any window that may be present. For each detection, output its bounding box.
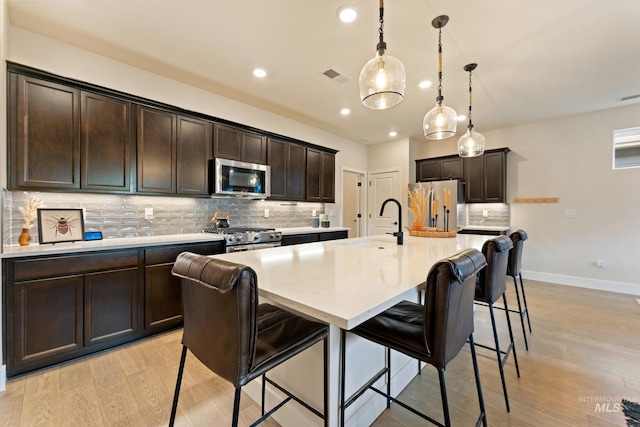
[613,127,640,169]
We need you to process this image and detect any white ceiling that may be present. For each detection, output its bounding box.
[7,0,640,145]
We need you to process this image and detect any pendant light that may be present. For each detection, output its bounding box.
[359,0,406,110]
[423,15,457,140]
[457,63,486,157]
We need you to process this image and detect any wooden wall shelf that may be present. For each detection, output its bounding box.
[513,197,559,203]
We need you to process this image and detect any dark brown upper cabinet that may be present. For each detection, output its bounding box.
[464,148,510,203]
[81,92,132,192]
[9,74,134,193]
[10,74,81,190]
[306,148,335,203]
[415,155,463,182]
[267,138,306,201]
[213,124,267,164]
[137,106,211,196]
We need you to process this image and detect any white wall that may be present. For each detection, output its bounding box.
[415,104,640,295]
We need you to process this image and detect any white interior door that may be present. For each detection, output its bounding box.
[368,170,401,236]
[342,170,364,238]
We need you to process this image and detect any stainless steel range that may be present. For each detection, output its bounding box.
[203,227,282,252]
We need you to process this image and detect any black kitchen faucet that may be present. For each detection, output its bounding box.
[380,198,403,245]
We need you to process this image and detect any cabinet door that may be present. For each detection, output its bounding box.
[267,138,287,199]
[440,157,464,180]
[483,151,506,202]
[416,159,440,182]
[137,106,176,193]
[11,74,80,190]
[306,148,322,202]
[321,151,335,202]
[464,156,484,203]
[177,115,211,195]
[81,92,132,192]
[242,132,267,164]
[13,275,84,368]
[287,143,306,201]
[84,268,138,346]
[213,124,242,160]
[145,263,183,330]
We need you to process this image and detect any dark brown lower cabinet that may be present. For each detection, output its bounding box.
[143,241,225,332]
[13,275,84,366]
[3,240,224,377]
[84,268,138,346]
[281,230,348,246]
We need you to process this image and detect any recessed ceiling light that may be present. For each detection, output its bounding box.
[389,131,398,137]
[419,80,432,89]
[340,108,351,116]
[337,5,357,23]
[253,68,267,78]
[457,115,467,121]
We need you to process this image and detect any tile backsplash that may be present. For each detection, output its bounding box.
[3,190,324,248]
[465,203,510,227]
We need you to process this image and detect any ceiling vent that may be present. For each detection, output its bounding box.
[322,68,350,84]
[620,94,640,102]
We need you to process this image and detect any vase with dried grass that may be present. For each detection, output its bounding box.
[18,195,42,246]
[406,185,432,231]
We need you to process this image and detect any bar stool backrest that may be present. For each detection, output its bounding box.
[172,252,258,388]
[477,236,514,303]
[507,230,528,277]
[423,248,487,369]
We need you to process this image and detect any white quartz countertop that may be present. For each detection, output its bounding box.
[209,233,489,330]
[1,233,225,258]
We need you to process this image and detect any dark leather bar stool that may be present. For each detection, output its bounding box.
[473,236,520,412]
[169,252,329,427]
[340,249,488,427]
[507,230,532,350]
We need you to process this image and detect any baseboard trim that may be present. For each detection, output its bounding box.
[0,365,6,392]
[523,270,640,296]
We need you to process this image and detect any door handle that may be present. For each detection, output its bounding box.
[393,221,398,225]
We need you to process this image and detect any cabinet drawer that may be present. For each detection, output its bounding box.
[13,250,138,281]
[144,242,224,265]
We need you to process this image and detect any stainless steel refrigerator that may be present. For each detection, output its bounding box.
[409,180,465,231]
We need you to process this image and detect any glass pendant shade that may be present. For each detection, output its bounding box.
[359,53,406,110]
[458,127,486,157]
[423,103,458,140]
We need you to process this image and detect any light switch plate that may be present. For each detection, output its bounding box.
[564,209,576,218]
[144,207,153,221]
[264,209,269,218]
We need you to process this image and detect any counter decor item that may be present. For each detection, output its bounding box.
[18,195,42,246]
[36,208,85,244]
[212,211,229,228]
[311,217,320,228]
[407,185,433,231]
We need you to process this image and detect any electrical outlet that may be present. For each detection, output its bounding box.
[264,209,269,218]
[312,209,317,216]
[564,209,577,218]
[330,210,337,217]
[482,210,488,218]
[596,260,606,269]
[144,207,153,221]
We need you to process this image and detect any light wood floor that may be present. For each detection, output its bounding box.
[1,279,639,426]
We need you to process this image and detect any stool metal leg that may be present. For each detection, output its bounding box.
[469,334,487,427]
[489,302,510,412]
[232,387,242,427]
[169,345,188,427]
[503,293,520,378]
[512,275,529,350]
[437,368,451,427]
[261,373,266,416]
[519,273,532,333]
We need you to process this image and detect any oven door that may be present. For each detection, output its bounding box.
[226,242,281,253]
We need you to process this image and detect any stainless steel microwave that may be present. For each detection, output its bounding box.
[212,158,271,198]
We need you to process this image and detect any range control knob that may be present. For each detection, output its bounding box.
[254,234,260,240]
[227,236,235,243]
[237,235,243,242]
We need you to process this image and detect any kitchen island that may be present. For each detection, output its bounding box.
[207,233,489,427]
